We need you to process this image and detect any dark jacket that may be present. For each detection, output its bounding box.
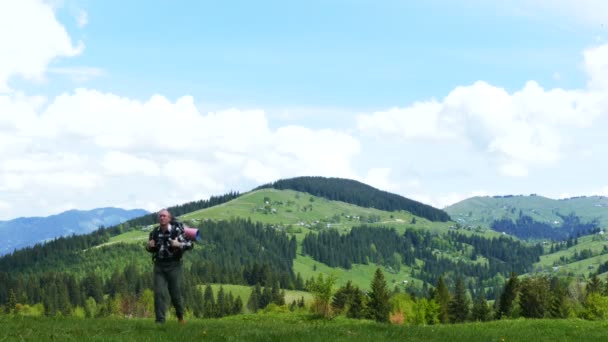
[146,221,193,262]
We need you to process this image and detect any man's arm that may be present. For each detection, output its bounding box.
[171,230,194,251]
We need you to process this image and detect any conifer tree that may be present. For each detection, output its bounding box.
[471,290,490,321]
[497,272,519,319]
[203,284,215,318]
[433,275,451,323]
[368,268,390,322]
[347,287,365,319]
[549,277,570,318]
[247,284,262,312]
[216,286,226,317]
[232,296,243,315]
[586,274,603,296]
[448,277,470,323]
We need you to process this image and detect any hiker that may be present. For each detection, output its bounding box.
[146,209,193,323]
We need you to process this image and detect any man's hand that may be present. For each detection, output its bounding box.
[170,239,181,248]
[148,240,156,248]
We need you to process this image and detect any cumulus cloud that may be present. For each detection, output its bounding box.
[0,0,83,91]
[357,43,608,177]
[0,89,362,219]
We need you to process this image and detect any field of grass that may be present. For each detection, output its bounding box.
[3,315,608,341]
[206,284,313,311]
[293,254,424,292]
[181,189,451,233]
[530,234,608,278]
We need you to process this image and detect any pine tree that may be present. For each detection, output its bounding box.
[216,286,226,317]
[586,274,603,296]
[448,277,470,323]
[203,284,215,318]
[6,289,17,314]
[347,287,364,319]
[368,268,390,322]
[497,272,519,319]
[247,284,261,313]
[549,277,570,318]
[471,290,490,322]
[332,280,354,314]
[233,296,243,315]
[433,275,451,323]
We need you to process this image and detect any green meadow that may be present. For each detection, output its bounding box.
[3,315,608,342]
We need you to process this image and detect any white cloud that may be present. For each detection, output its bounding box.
[0,89,362,219]
[102,152,160,177]
[357,43,608,178]
[0,0,83,91]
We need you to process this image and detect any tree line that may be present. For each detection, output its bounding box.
[491,212,598,240]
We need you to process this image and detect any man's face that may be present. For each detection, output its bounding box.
[159,212,171,226]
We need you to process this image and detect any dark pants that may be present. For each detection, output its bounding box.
[153,260,184,322]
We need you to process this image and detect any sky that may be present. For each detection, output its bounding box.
[1,0,608,220]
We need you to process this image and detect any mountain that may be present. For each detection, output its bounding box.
[445,195,608,240]
[0,207,148,256]
[256,176,451,222]
[1,186,534,297]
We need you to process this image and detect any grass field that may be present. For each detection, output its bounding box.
[181,189,433,232]
[3,315,608,341]
[530,234,608,278]
[206,284,313,311]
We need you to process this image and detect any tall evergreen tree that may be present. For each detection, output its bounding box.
[586,274,603,296]
[6,289,17,314]
[471,290,490,322]
[203,284,215,318]
[497,272,519,319]
[433,275,451,323]
[233,296,243,315]
[519,276,551,318]
[216,286,226,317]
[549,277,570,318]
[347,287,365,319]
[368,268,390,323]
[448,277,470,323]
[247,284,262,313]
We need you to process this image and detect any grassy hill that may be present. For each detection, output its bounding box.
[445,195,608,229]
[105,188,504,291]
[528,233,608,278]
[181,188,453,234]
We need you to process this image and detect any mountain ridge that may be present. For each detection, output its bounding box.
[0,207,149,256]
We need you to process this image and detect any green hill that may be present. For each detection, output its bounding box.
[0,179,549,317]
[256,176,451,222]
[446,195,608,228]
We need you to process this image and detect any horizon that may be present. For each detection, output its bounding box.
[2,1,608,220]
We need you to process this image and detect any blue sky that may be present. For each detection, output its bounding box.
[1,0,608,219]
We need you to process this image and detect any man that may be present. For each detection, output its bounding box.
[146,209,193,323]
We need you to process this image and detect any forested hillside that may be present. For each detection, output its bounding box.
[256,176,450,222]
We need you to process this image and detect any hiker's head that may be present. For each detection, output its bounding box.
[158,209,171,226]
